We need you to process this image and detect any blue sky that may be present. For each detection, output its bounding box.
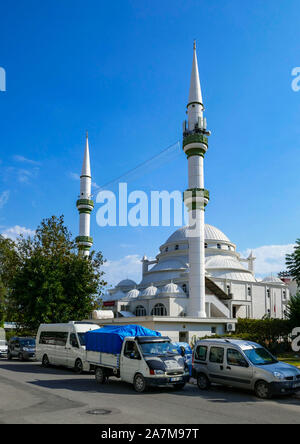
[0,0,299,286]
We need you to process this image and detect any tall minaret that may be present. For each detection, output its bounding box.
[76,133,94,256]
[183,42,210,317]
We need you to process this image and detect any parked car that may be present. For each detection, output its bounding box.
[172,342,193,376]
[192,338,300,399]
[7,337,36,361]
[36,321,100,372]
[0,339,8,357]
[86,325,190,392]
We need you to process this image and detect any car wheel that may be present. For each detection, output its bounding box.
[18,353,24,361]
[42,354,50,368]
[197,373,211,390]
[7,351,13,360]
[74,359,83,374]
[133,374,147,393]
[255,380,272,399]
[95,367,107,384]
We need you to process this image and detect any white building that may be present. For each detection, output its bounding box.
[84,44,290,342]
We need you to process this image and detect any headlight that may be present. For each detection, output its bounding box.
[154,370,165,375]
[23,348,29,352]
[273,372,285,380]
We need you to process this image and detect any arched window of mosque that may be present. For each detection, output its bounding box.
[217,244,221,249]
[175,245,179,251]
[135,305,147,317]
[151,304,167,316]
[182,284,187,293]
[228,245,231,250]
[205,243,208,249]
[267,289,270,298]
[165,247,168,252]
[283,291,286,300]
[248,287,251,296]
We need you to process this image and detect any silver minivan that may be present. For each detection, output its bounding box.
[192,338,300,399]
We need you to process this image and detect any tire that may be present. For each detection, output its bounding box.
[95,367,107,384]
[197,373,211,390]
[74,359,83,374]
[254,380,272,399]
[18,353,24,361]
[133,374,147,393]
[42,354,50,368]
[7,352,13,360]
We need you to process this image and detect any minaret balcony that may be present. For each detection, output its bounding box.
[76,236,93,247]
[183,188,210,208]
[183,133,209,158]
[76,199,94,212]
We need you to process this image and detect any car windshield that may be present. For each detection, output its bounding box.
[244,347,278,365]
[20,339,35,347]
[140,341,179,356]
[77,333,86,346]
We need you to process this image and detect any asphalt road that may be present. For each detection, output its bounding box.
[0,358,299,424]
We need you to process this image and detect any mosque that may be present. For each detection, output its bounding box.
[77,44,290,342]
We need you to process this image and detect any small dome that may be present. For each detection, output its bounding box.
[125,288,141,299]
[116,279,136,288]
[161,282,185,296]
[141,285,160,297]
[111,290,126,300]
[262,276,284,284]
[166,224,230,244]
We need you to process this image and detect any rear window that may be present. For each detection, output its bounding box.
[195,345,207,361]
[209,347,224,364]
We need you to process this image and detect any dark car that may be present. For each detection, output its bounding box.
[7,337,36,361]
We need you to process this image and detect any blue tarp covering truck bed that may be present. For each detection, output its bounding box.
[85,324,161,354]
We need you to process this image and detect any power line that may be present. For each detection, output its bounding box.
[91,140,181,197]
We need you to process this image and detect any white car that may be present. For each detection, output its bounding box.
[0,339,8,357]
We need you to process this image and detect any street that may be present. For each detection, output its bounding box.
[0,358,299,424]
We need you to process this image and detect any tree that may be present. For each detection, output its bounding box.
[0,235,19,325]
[286,293,300,329]
[9,215,106,331]
[286,239,300,286]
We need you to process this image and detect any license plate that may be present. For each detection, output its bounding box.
[170,377,182,382]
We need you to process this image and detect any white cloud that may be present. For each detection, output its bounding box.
[102,254,142,288]
[69,172,80,181]
[13,155,41,166]
[242,244,295,278]
[1,225,35,240]
[0,190,10,209]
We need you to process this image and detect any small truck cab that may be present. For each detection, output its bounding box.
[86,325,190,392]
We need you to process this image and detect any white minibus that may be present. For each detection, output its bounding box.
[36,321,99,373]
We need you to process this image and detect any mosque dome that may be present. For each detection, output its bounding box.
[125,288,141,299]
[205,255,256,282]
[261,276,285,285]
[116,279,136,288]
[160,282,186,296]
[166,224,231,244]
[141,285,160,297]
[110,289,127,300]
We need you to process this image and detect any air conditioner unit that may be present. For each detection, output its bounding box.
[226,323,236,333]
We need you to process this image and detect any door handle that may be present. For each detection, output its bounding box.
[220,365,224,370]
[226,366,231,370]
